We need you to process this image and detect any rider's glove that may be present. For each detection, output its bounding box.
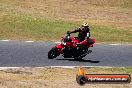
[67,31,71,34]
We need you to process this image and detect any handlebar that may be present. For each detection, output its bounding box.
[66,32,71,37]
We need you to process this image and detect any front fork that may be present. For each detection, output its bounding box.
[56,43,64,55]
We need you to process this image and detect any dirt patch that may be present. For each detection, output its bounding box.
[0,0,132,28]
[0,67,131,88]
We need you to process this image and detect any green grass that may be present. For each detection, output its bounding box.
[92,26,132,43]
[0,0,132,43]
[0,14,132,42]
[86,67,132,74]
[0,15,78,41]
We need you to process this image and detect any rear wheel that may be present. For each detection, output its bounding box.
[74,49,88,60]
[48,47,58,59]
[74,56,83,61]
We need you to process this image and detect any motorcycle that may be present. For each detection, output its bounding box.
[48,33,95,60]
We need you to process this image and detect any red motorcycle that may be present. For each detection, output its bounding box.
[48,33,95,60]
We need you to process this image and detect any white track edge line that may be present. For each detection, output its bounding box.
[54,42,132,45]
[0,40,10,42]
[0,66,127,70]
[55,42,61,43]
[109,44,121,45]
[24,41,34,43]
[0,40,131,45]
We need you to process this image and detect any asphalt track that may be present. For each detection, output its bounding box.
[0,41,132,67]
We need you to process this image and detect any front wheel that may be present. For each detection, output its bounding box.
[48,47,58,59]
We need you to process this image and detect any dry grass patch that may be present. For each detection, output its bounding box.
[0,67,131,88]
[0,0,132,42]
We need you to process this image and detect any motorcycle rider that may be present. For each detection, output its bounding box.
[67,22,93,47]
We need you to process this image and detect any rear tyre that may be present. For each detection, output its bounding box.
[48,47,58,59]
[74,56,83,61]
[74,49,88,61]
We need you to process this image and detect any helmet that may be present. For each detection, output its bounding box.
[82,22,89,27]
[64,36,72,42]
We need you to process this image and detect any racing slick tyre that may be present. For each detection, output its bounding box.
[74,56,83,61]
[48,47,58,59]
[74,48,88,61]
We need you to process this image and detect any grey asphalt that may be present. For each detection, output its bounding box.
[0,41,132,67]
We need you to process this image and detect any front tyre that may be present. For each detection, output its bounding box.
[48,47,58,59]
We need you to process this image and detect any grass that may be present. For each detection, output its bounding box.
[92,26,132,43]
[1,67,132,81]
[0,14,132,43]
[83,0,132,8]
[86,67,132,74]
[0,15,78,41]
[0,67,131,88]
[0,0,132,43]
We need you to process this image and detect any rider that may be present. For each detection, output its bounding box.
[67,22,93,47]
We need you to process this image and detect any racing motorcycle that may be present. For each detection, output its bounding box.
[48,33,95,60]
